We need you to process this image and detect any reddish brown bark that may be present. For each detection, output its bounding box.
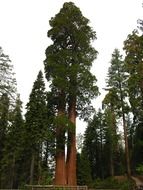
[54,91,66,185]
[55,150,66,185]
[66,98,77,185]
[54,125,66,184]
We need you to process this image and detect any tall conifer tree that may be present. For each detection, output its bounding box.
[0,93,10,188]
[1,95,24,188]
[0,47,17,188]
[25,71,47,184]
[124,31,143,172]
[0,47,17,102]
[44,2,98,185]
[83,110,106,179]
[102,89,119,177]
[106,49,131,177]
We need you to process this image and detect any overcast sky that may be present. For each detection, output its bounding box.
[0,0,143,133]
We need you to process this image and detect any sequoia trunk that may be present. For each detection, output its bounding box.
[66,98,76,185]
[54,91,66,185]
[54,124,66,185]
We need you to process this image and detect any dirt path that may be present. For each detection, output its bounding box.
[131,176,143,187]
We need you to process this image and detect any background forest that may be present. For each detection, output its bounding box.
[0,1,143,189]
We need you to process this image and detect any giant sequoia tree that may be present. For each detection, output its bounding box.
[44,2,98,185]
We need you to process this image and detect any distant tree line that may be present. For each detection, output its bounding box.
[78,28,143,185]
[0,2,143,189]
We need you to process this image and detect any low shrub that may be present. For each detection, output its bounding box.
[92,177,135,190]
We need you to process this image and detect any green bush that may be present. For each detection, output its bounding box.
[119,180,135,190]
[136,164,143,175]
[92,177,135,190]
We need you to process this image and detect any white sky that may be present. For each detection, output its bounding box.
[0,0,143,133]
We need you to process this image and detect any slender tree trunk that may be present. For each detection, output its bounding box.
[122,113,131,177]
[119,80,131,177]
[54,91,66,185]
[99,124,104,179]
[110,149,114,177]
[38,161,42,184]
[10,154,15,189]
[44,141,49,167]
[66,97,77,185]
[38,145,42,184]
[110,109,116,177]
[30,153,35,185]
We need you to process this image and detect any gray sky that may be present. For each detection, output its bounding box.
[0,0,142,133]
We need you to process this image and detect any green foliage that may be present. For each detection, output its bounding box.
[93,177,119,189]
[0,93,9,136]
[44,2,99,119]
[105,48,131,176]
[0,47,18,187]
[77,152,92,186]
[54,114,75,132]
[25,70,48,147]
[93,177,134,190]
[0,93,10,156]
[124,30,143,173]
[136,164,143,174]
[44,3,99,184]
[120,180,135,190]
[0,47,17,103]
[0,47,22,188]
[80,49,129,181]
[76,133,84,152]
[24,71,54,185]
[83,110,107,179]
[106,49,129,114]
[0,94,25,188]
[2,2,143,187]
[124,31,143,121]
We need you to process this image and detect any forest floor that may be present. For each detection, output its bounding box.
[131,176,143,187]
